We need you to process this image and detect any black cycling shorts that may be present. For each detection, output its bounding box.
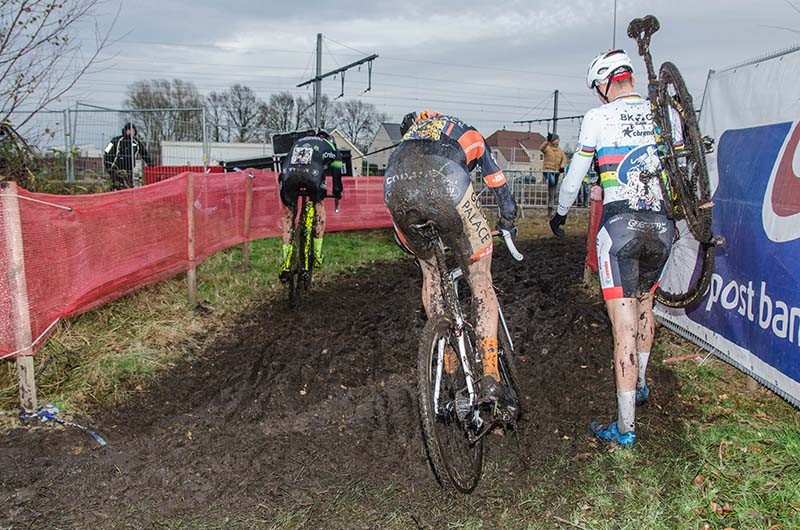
[596,211,674,300]
[384,141,492,264]
[279,165,327,208]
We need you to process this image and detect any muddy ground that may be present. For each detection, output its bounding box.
[0,232,682,529]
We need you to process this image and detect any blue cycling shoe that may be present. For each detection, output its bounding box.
[636,384,650,406]
[590,421,636,447]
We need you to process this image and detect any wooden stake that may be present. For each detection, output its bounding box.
[1,182,37,414]
[241,173,254,271]
[186,173,197,307]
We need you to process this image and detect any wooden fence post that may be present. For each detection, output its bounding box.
[241,173,254,271]
[186,173,197,306]
[1,182,37,414]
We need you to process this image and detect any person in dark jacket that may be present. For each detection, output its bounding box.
[103,123,152,190]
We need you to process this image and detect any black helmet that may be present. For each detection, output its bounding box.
[400,112,417,136]
[317,129,330,140]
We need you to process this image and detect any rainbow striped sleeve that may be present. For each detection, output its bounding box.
[577,145,596,158]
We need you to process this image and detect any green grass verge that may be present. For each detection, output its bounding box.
[0,229,403,413]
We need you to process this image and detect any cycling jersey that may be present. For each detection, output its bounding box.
[279,136,343,207]
[394,115,517,223]
[557,93,683,218]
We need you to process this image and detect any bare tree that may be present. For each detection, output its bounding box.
[205,90,228,142]
[0,0,118,126]
[335,99,387,152]
[261,91,296,134]
[124,79,205,160]
[296,94,338,131]
[224,84,263,142]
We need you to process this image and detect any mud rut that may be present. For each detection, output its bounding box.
[0,234,680,528]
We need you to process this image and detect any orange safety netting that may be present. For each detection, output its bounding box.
[0,170,392,359]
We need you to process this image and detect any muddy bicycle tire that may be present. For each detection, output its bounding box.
[497,322,522,422]
[654,221,715,308]
[288,201,313,307]
[417,315,483,493]
[657,62,714,245]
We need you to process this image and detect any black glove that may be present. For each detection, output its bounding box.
[549,213,567,238]
[496,219,517,242]
[546,132,554,142]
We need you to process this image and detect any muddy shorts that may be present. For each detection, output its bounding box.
[384,142,492,264]
[596,210,674,300]
[279,165,327,208]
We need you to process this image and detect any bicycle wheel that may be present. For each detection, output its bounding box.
[497,313,522,424]
[417,315,483,493]
[287,205,307,307]
[657,62,714,244]
[654,219,715,308]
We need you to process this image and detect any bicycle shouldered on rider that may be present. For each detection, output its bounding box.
[550,49,685,447]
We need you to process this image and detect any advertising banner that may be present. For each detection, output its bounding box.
[656,46,800,407]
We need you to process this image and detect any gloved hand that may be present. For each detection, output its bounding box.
[496,219,517,242]
[549,213,567,238]
[546,132,554,142]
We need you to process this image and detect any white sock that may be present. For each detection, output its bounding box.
[616,390,636,434]
[637,351,650,390]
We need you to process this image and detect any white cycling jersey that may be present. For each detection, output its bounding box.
[557,92,683,216]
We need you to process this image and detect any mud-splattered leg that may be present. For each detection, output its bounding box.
[605,296,640,434]
[465,256,500,380]
[418,256,445,319]
[636,292,655,391]
[281,205,296,245]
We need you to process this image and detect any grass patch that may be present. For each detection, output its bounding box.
[0,229,402,413]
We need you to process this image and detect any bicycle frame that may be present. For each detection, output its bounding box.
[426,230,515,436]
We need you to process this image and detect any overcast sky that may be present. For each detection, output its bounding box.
[58,0,800,147]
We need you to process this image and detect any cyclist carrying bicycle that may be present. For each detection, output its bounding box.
[385,110,518,413]
[278,130,343,282]
[549,50,683,447]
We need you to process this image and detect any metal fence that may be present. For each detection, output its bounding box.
[4,106,211,183]
[474,170,593,215]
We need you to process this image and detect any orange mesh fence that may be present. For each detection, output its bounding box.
[0,171,392,359]
[144,166,224,185]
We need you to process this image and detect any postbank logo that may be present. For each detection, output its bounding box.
[762,121,800,242]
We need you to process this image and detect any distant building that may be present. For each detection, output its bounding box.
[365,122,403,175]
[484,130,547,172]
[330,129,364,176]
[160,141,274,167]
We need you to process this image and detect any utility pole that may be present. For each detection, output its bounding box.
[297,34,379,131]
[314,33,322,131]
[552,89,559,135]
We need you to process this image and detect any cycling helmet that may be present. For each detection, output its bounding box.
[586,49,634,89]
[400,112,417,136]
[317,129,330,140]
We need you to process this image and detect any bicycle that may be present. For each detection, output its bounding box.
[413,223,524,493]
[285,187,338,307]
[627,15,724,308]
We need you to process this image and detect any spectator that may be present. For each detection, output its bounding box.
[540,132,568,216]
[103,123,152,190]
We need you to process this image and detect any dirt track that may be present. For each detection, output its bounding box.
[0,232,681,529]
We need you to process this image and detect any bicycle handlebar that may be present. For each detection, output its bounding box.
[493,229,524,262]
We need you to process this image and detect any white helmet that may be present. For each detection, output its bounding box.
[586,49,634,89]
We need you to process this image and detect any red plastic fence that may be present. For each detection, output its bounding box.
[0,171,392,359]
[584,185,603,273]
[144,165,224,185]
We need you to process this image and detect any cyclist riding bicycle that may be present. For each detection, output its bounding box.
[550,49,683,447]
[278,129,343,282]
[385,110,518,412]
